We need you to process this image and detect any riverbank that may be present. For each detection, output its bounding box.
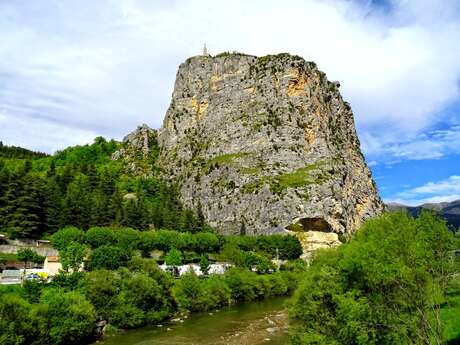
[97,297,290,345]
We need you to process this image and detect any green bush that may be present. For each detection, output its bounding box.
[242,251,275,273]
[83,269,121,320]
[193,232,220,253]
[111,301,145,329]
[164,248,183,266]
[88,245,130,270]
[0,293,32,345]
[289,211,460,345]
[85,227,116,248]
[173,270,204,312]
[35,288,96,345]
[52,226,85,250]
[16,248,44,268]
[114,227,140,251]
[224,267,260,302]
[60,242,88,272]
[201,275,231,308]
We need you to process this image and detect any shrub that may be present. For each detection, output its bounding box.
[17,248,44,268]
[35,289,96,345]
[60,242,88,272]
[111,301,145,329]
[85,227,116,248]
[88,245,130,270]
[289,211,460,345]
[0,293,32,345]
[224,267,259,302]
[83,270,121,320]
[201,275,231,309]
[114,227,140,251]
[164,248,183,267]
[193,232,220,253]
[199,255,210,275]
[52,226,85,250]
[242,251,275,273]
[173,270,204,312]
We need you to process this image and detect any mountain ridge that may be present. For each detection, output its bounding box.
[387,199,460,229]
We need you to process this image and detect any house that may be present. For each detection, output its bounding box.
[44,256,62,276]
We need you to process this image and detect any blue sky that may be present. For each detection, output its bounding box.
[0,0,459,205]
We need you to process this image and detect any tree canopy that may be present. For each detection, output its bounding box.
[289,211,460,345]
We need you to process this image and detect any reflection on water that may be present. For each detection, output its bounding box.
[98,297,290,345]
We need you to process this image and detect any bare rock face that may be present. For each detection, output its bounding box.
[157,53,384,236]
[291,230,342,260]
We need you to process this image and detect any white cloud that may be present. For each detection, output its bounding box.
[368,160,378,167]
[388,175,460,206]
[362,126,460,161]
[0,110,97,154]
[0,0,459,155]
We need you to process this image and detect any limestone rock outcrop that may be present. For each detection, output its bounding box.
[112,124,158,177]
[156,53,384,236]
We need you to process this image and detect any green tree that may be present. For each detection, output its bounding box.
[34,288,96,345]
[51,226,85,251]
[16,248,37,269]
[173,269,204,312]
[12,174,44,238]
[22,279,44,303]
[42,178,63,233]
[114,227,140,251]
[60,242,88,272]
[84,269,121,320]
[85,227,116,248]
[199,255,210,275]
[61,175,91,229]
[289,211,459,345]
[193,232,220,253]
[164,248,183,267]
[88,245,130,270]
[0,293,32,345]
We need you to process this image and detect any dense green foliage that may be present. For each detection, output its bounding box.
[289,211,460,345]
[50,226,302,269]
[0,255,305,345]
[16,248,45,268]
[0,141,48,159]
[0,137,204,238]
[0,216,303,345]
[0,286,96,345]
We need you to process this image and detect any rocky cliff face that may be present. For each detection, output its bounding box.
[157,53,384,237]
[112,124,159,177]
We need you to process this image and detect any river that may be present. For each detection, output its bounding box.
[97,297,291,345]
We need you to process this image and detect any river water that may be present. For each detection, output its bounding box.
[97,297,290,345]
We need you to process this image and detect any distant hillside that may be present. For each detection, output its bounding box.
[0,141,48,159]
[0,131,205,239]
[387,200,460,230]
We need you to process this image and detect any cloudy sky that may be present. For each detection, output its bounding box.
[0,0,459,205]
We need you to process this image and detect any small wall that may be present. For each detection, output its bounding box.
[0,245,58,257]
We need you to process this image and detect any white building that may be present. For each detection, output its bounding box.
[159,263,232,276]
[43,256,62,276]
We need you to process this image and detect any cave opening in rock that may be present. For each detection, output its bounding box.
[298,217,332,232]
[288,217,332,232]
